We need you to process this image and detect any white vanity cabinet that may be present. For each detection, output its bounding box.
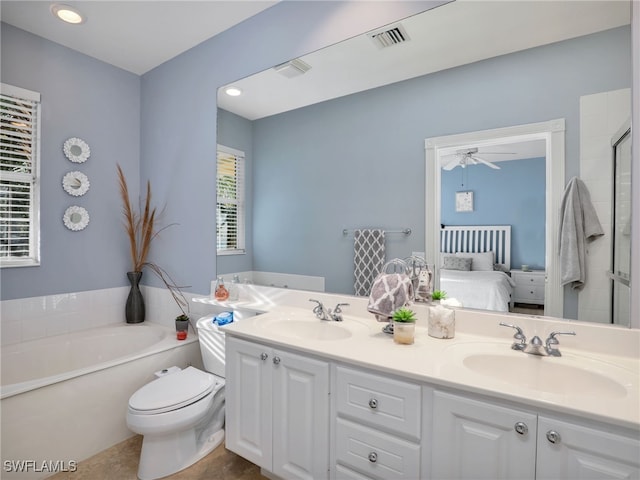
[431,391,640,479]
[431,390,538,479]
[535,415,640,479]
[332,365,422,480]
[225,336,330,480]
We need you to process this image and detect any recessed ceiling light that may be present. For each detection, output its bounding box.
[225,87,242,97]
[51,4,86,25]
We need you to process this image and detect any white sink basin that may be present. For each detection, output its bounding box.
[257,313,370,341]
[443,342,635,399]
[266,319,353,341]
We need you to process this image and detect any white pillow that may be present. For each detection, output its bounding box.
[455,251,494,271]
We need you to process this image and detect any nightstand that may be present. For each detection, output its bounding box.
[510,269,545,307]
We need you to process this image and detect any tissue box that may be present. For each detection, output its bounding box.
[214,311,234,326]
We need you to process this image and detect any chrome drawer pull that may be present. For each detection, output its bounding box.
[514,422,528,435]
[273,356,281,365]
[260,353,268,361]
[368,398,378,409]
[546,430,561,444]
[368,452,378,463]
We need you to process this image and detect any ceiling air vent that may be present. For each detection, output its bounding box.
[369,24,410,49]
[273,58,312,79]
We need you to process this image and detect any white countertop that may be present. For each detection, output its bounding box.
[219,303,640,431]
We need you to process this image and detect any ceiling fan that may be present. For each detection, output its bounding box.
[441,147,512,170]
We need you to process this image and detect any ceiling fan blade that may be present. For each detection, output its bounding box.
[442,161,459,171]
[471,155,501,169]
[476,151,516,155]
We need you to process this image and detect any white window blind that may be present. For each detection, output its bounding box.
[216,145,245,255]
[1,83,41,267]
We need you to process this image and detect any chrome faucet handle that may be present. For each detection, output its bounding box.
[309,299,328,319]
[331,303,350,321]
[499,322,527,350]
[545,331,576,357]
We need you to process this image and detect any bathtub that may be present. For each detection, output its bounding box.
[1,322,203,479]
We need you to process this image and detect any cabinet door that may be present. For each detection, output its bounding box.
[272,349,330,480]
[431,391,537,479]
[536,416,640,479]
[225,337,273,469]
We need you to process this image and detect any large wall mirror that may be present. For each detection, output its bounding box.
[216,1,633,325]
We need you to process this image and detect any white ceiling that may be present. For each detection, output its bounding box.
[0,1,279,75]
[218,0,631,120]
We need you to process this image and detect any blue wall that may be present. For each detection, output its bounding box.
[0,23,140,300]
[1,1,436,301]
[247,26,630,298]
[441,158,546,270]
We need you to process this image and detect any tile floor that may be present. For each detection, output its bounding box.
[48,435,267,480]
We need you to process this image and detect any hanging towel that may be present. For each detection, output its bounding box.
[559,177,604,290]
[367,273,414,322]
[354,229,386,296]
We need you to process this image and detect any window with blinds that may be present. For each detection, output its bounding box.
[1,83,41,267]
[216,145,245,255]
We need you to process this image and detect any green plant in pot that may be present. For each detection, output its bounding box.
[392,307,417,345]
[431,290,447,302]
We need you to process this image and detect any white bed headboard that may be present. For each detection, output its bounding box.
[440,225,511,270]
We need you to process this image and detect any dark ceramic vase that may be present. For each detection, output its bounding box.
[126,271,145,324]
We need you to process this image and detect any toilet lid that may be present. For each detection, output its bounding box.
[129,366,216,414]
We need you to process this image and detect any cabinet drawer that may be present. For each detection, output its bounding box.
[335,418,420,480]
[335,365,421,441]
[514,285,545,303]
[512,272,545,286]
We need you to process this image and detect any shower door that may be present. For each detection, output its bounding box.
[610,121,632,326]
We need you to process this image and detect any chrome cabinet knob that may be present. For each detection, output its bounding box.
[368,398,378,409]
[514,422,528,435]
[546,430,561,444]
[260,353,268,361]
[273,356,281,365]
[368,452,378,463]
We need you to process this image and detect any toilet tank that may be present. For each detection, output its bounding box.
[196,308,264,377]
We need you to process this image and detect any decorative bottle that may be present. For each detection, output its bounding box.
[228,274,240,301]
[214,276,229,301]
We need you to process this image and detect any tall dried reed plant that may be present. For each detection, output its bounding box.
[117,164,190,317]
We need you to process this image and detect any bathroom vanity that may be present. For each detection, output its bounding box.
[218,302,640,480]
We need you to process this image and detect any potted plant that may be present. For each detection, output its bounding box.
[392,307,417,345]
[431,290,447,303]
[117,164,190,325]
[175,313,190,340]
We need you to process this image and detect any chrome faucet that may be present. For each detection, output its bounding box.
[499,323,575,357]
[309,299,349,321]
[499,322,527,351]
[544,331,576,356]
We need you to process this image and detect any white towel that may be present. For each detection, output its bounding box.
[559,177,604,290]
[354,229,386,296]
[367,273,414,322]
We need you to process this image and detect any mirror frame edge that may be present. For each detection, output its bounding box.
[425,118,565,318]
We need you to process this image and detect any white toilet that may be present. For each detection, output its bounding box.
[126,315,228,480]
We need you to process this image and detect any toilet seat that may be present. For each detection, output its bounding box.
[129,367,218,415]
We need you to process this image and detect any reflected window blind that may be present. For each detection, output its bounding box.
[0,84,41,267]
[216,145,245,254]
